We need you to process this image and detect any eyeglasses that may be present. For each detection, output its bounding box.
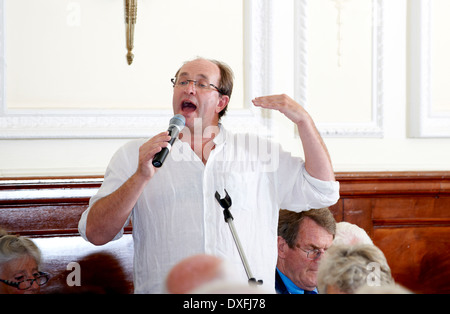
[295,245,325,261]
[171,78,223,95]
[0,271,50,290]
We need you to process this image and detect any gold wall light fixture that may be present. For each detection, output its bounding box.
[125,0,137,65]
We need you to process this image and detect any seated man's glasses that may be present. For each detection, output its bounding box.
[295,244,326,261]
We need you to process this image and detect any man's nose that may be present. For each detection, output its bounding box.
[184,81,196,95]
[30,280,40,291]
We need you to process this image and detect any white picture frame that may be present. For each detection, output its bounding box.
[294,0,385,138]
[408,0,450,138]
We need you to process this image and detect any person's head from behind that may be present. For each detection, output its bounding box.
[277,208,336,291]
[172,57,233,132]
[333,221,373,246]
[165,254,239,294]
[0,229,48,294]
[317,244,394,294]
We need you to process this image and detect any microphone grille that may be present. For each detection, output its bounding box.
[170,114,186,128]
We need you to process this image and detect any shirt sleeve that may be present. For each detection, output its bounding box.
[276,145,340,211]
[78,139,142,242]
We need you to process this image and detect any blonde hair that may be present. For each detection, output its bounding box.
[317,244,394,294]
[0,229,41,271]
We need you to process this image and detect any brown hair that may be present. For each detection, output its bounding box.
[278,208,336,248]
[174,57,234,120]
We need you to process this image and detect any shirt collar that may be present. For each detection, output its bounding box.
[212,123,226,146]
[176,123,225,147]
[276,268,318,294]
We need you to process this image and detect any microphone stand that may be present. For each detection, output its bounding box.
[215,190,263,286]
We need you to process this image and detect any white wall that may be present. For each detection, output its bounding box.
[264,0,450,172]
[273,0,450,172]
[1,0,450,177]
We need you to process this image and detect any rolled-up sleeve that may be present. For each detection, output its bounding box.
[300,164,340,207]
[78,140,141,242]
[277,148,340,211]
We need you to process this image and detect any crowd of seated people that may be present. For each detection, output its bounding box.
[0,207,411,294]
[164,207,411,295]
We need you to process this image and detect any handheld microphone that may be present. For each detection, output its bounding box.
[152,114,186,168]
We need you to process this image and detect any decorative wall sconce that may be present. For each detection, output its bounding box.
[125,0,137,65]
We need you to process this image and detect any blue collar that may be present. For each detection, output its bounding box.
[276,268,318,294]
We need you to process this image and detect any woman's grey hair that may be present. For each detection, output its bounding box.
[333,222,373,246]
[317,244,394,294]
[0,229,42,271]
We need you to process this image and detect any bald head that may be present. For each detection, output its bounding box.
[166,254,225,294]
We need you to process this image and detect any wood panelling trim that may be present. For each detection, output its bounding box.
[0,176,103,189]
[371,196,450,220]
[373,218,450,228]
[0,177,102,205]
[336,171,450,180]
[336,171,450,196]
[0,177,103,236]
[2,172,449,193]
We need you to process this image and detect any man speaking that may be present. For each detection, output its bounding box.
[78,58,339,293]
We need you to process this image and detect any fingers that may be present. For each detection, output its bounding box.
[252,94,307,124]
[140,132,170,162]
[149,131,172,150]
[141,132,171,161]
[252,95,281,109]
[252,94,296,110]
[136,132,172,179]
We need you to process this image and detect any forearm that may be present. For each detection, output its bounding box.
[85,172,149,245]
[297,116,335,182]
[85,132,170,245]
[252,94,336,182]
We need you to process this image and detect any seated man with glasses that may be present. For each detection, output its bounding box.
[79,57,339,293]
[276,208,336,294]
[0,229,49,294]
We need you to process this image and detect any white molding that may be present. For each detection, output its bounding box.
[0,0,272,139]
[408,0,450,138]
[0,108,270,139]
[243,0,274,132]
[294,0,308,112]
[0,0,5,117]
[294,0,385,138]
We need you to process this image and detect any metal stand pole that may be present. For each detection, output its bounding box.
[215,190,263,286]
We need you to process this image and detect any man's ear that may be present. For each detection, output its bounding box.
[216,95,230,114]
[277,236,289,258]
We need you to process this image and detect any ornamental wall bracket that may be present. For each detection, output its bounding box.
[125,0,137,65]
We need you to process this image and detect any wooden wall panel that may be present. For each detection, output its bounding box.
[373,227,450,294]
[335,171,450,294]
[372,196,450,220]
[0,204,88,236]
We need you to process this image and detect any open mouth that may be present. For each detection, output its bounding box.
[181,100,197,113]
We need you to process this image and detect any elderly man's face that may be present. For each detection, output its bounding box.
[278,217,334,291]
